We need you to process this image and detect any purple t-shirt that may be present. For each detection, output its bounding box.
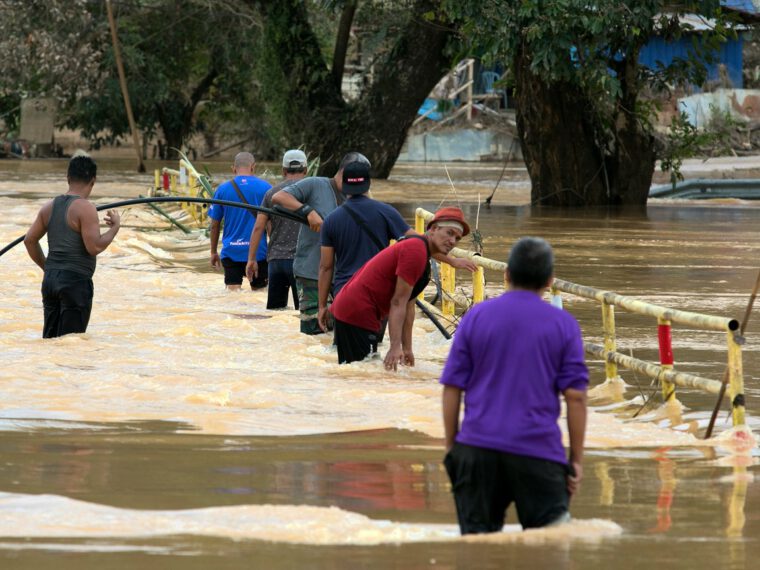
[439,289,588,465]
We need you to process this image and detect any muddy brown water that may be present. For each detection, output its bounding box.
[0,158,758,569]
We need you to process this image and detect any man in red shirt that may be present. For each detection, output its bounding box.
[330,207,470,369]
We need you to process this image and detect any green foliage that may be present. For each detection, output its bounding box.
[0,1,263,150]
[659,105,741,187]
[660,111,714,186]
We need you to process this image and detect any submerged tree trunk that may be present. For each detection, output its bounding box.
[514,49,655,206]
[255,0,455,177]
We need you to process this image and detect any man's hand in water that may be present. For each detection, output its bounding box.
[384,345,403,371]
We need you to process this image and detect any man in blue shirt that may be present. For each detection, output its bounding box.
[208,152,271,290]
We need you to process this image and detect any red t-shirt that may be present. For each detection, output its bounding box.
[330,238,429,332]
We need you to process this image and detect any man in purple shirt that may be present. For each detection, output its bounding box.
[440,237,588,534]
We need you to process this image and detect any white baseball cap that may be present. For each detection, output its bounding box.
[282,149,307,169]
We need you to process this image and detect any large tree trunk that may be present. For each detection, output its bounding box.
[156,103,191,161]
[514,48,655,206]
[256,0,455,177]
[155,66,219,161]
[607,51,657,205]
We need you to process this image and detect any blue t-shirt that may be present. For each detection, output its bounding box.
[440,290,589,465]
[320,195,410,293]
[208,175,271,262]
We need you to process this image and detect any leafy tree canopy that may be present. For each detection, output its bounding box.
[442,0,740,205]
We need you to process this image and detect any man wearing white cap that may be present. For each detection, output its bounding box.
[246,149,308,309]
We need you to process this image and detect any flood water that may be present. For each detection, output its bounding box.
[0,158,759,569]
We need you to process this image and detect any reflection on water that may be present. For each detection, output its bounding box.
[0,159,759,567]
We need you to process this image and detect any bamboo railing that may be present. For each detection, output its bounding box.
[415,207,746,429]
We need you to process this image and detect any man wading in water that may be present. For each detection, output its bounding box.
[329,207,470,368]
[440,237,588,534]
[24,154,121,338]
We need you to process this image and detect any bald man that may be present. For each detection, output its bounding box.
[208,152,272,290]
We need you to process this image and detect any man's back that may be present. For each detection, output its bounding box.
[283,176,342,280]
[209,175,271,262]
[321,195,409,293]
[440,290,588,464]
[331,237,428,332]
[45,195,96,277]
[262,180,301,261]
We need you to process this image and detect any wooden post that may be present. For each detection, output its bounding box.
[106,0,145,173]
[466,59,473,122]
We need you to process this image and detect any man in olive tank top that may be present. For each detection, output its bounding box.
[24,154,121,338]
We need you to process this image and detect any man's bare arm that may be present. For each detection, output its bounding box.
[272,190,322,232]
[23,208,50,270]
[246,212,269,280]
[564,387,587,496]
[432,251,478,272]
[209,218,222,269]
[442,385,462,452]
[317,246,335,332]
[384,276,414,371]
[76,202,120,256]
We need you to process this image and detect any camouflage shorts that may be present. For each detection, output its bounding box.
[296,277,326,335]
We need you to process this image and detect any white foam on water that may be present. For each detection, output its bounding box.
[0,492,622,546]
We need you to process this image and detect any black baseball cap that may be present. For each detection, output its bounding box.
[342,161,371,195]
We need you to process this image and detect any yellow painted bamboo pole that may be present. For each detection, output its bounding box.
[585,343,722,394]
[441,263,455,317]
[415,212,425,300]
[154,169,159,194]
[415,210,425,234]
[727,330,745,427]
[601,302,618,381]
[553,278,738,333]
[473,266,485,303]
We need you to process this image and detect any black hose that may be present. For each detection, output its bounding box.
[0,196,307,258]
[415,300,452,340]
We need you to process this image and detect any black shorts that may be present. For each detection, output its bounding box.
[444,442,570,534]
[41,269,94,338]
[334,318,380,364]
[221,257,268,289]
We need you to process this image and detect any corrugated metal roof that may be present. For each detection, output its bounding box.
[639,35,744,88]
[721,0,760,15]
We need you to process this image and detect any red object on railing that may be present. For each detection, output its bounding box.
[658,324,674,365]
[162,171,170,190]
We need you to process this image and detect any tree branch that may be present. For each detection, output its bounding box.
[332,0,358,91]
